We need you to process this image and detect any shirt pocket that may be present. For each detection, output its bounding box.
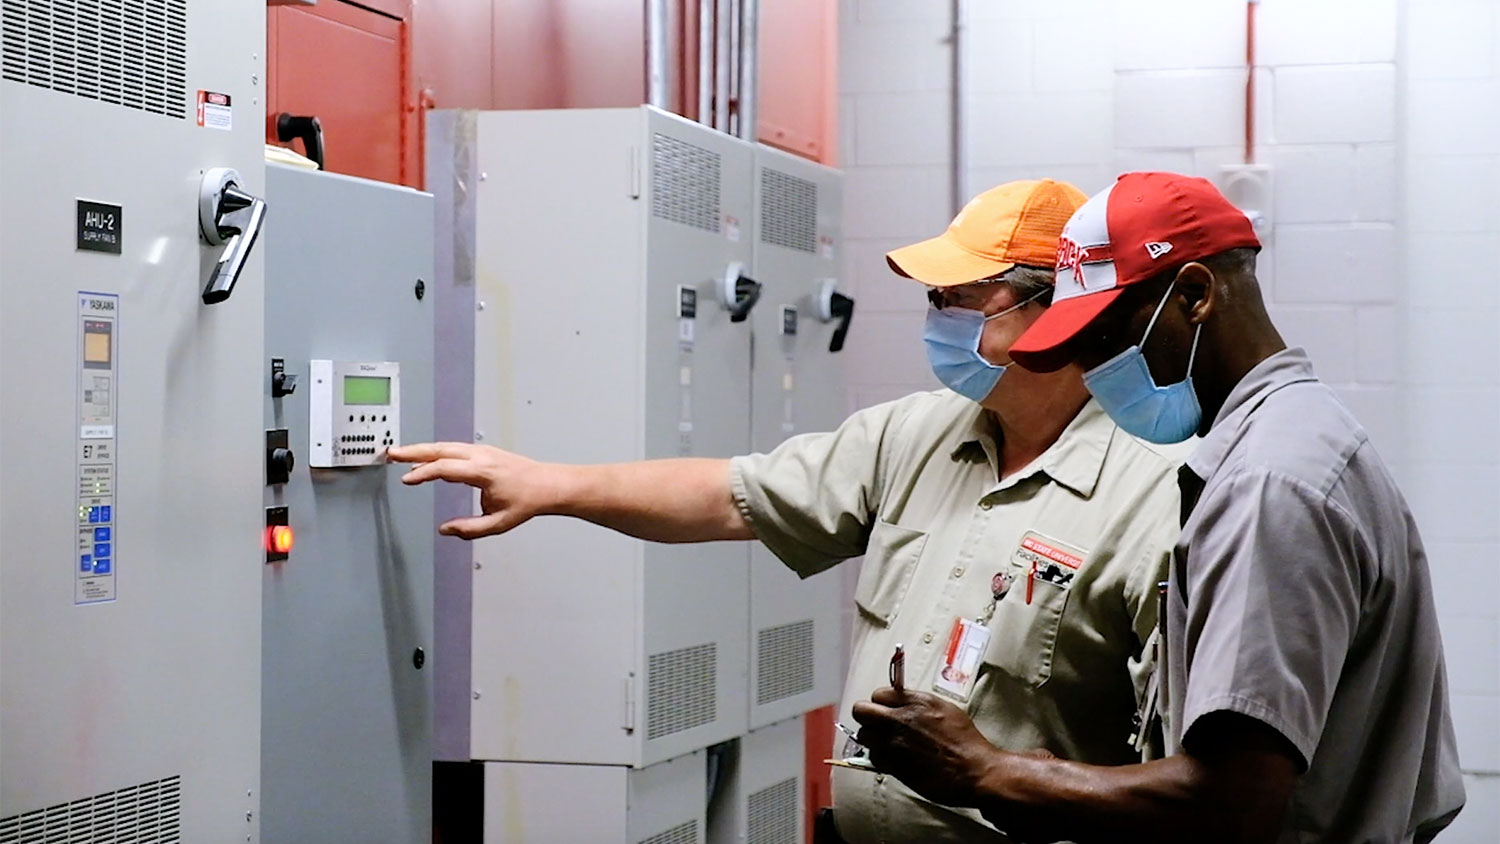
[980,560,1071,688]
[853,521,928,626]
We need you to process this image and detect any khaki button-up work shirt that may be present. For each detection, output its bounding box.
[731,391,1187,844]
[1166,349,1466,843]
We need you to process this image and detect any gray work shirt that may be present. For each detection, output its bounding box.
[1166,348,1466,843]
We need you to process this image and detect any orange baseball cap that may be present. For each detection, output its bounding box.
[886,179,1088,287]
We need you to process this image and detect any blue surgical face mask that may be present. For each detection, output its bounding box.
[1082,284,1203,444]
[923,289,1046,403]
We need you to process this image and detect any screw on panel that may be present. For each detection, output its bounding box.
[477,300,486,311]
[473,691,482,700]
[479,172,489,181]
[474,561,482,570]
[413,647,426,669]
[414,279,426,300]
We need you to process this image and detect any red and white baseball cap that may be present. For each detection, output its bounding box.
[1009,171,1261,371]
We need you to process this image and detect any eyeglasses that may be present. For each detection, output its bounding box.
[927,282,995,311]
[834,720,874,766]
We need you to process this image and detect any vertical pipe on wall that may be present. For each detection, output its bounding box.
[1244,0,1258,164]
[949,0,966,215]
[714,0,731,131]
[698,0,714,124]
[727,0,742,135]
[647,0,670,108]
[738,0,758,141]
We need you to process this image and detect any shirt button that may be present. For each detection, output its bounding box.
[922,631,934,644]
[952,565,964,578]
[979,500,993,510]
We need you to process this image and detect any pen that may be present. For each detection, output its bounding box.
[889,643,905,691]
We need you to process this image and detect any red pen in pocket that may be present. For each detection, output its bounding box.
[1026,559,1035,605]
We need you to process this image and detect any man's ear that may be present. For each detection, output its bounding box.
[1173,263,1216,325]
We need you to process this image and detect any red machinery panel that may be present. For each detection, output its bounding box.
[267,0,419,187]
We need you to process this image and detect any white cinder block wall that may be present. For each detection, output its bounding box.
[1403,0,1500,838]
[839,0,1497,837]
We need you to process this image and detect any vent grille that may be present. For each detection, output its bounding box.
[747,778,798,844]
[651,133,722,233]
[647,642,717,740]
[1,0,188,119]
[759,169,818,253]
[0,776,182,844]
[757,619,815,705]
[638,820,697,844]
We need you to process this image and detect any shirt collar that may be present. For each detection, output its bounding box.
[1186,347,1319,481]
[951,399,1114,498]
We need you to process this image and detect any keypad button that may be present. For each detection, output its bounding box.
[94,542,111,558]
[94,527,111,542]
[88,507,101,524]
[100,506,111,521]
[93,558,111,574]
[80,555,92,572]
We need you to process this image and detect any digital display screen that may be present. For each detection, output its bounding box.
[343,375,391,406]
[83,320,112,369]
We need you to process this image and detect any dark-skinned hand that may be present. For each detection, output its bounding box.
[850,687,1004,808]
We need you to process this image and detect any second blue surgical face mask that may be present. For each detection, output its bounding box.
[923,288,1046,402]
[1082,284,1203,444]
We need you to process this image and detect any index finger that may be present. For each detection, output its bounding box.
[388,442,480,464]
[850,699,898,728]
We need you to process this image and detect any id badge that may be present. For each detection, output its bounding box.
[932,617,991,703]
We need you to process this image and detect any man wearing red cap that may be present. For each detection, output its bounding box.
[851,172,1465,843]
[392,179,1196,843]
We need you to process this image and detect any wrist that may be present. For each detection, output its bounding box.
[971,747,1020,810]
[538,461,586,517]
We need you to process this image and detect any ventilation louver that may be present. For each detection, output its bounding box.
[2,0,188,119]
[647,642,718,740]
[638,819,697,844]
[756,619,815,705]
[0,776,182,844]
[746,777,798,844]
[651,133,722,233]
[759,168,818,253]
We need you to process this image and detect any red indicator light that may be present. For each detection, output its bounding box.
[266,525,294,555]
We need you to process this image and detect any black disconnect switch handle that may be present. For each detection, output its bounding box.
[276,113,325,170]
[729,274,762,323]
[828,292,854,352]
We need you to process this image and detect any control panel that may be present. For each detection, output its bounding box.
[76,292,118,604]
[308,359,401,467]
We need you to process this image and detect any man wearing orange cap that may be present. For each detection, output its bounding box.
[391,180,1191,843]
[851,173,1465,843]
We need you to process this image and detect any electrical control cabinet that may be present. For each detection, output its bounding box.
[708,718,808,844]
[260,164,435,843]
[747,145,849,728]
[430,107,757,769]
[483,752,706,844]
[0,2,267,839]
